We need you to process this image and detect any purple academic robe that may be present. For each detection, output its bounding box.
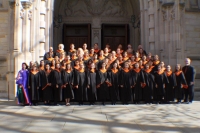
[16,69,30,104]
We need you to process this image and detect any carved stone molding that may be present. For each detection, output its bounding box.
[28,10,32,20]
[21,1,32,9]
[20,9,24,19]
[9,1,15,9]
[64,0,128,17]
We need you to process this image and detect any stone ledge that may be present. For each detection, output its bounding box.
[187,55,200,60]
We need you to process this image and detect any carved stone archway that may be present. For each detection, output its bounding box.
[53,0,141,50]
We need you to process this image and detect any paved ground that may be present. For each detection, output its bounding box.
[0,92,200,133]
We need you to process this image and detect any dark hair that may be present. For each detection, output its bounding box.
[22,62,28,69]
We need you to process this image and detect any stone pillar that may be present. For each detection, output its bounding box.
[92,18,101,49]
[39,0,46,60]
[8,0,23,99]
[21,1,32,63]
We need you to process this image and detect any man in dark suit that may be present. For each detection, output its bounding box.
[182,58,196,104]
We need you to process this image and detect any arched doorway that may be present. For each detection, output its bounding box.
[53,0,140,51]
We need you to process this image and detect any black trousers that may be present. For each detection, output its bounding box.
[184,85,194,102]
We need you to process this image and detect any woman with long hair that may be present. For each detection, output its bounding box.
[62,63,74,106]
[42,63,52,105]
[16,63,30,105]
[174,64,187,104]
[28,64,41,106]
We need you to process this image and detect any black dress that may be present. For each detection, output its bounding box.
[165,72,177,102]
[132,69,145,102]
[174,71,187,100]
[87,69,97,102]
[96,69,110,101]
[28,71,41,102]
[119,69,132,103]
[61,70,74,99]
[108,69,120,103]
[42,70,53,101]
[39,68,46,100]
[143,70,155,103]
[74,70,88,102]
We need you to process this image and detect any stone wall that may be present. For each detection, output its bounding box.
[0,0,9,98]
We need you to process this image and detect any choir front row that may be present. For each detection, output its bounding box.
[16,58,195,106]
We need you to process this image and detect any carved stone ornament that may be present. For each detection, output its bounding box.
[64,0,127,17]
[162,9,167,21]
[93,30,99,37]
[28,10,32,20]
[21,1,32,9]
[20,9,25,19]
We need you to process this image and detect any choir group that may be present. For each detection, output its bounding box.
[15,43,196,106]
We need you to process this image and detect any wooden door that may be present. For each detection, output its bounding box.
[102,24,129,51]
[63,24,91,51]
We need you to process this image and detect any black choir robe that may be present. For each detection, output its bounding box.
[154,71,169,99]
[96,69,110,101]
[43,52,55,60]
[165,72,177,101]
[132,69,145,101]
[42,70,52,101]
[143,69,155,102]
[50,69,62,102]
[119,69,132,102]
[39,67,46,100]
[74,70,88,101]
[174,71,187,100]
[61,70,74,99]
[152,61,160,73]
[28,71,41,101]
[108,69,120,102]
[87,69,97,101]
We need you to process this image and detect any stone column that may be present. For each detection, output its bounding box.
[91,18,101,49]
[8,0,23,99]
[39,0,46,60]
[148,0,155,54]
[21,1,32,63]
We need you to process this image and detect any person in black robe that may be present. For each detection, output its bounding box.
[154,65,169,104]
[175,64,187,104]
[152,55,160,73]
[74,63,88,105]
[28,61,34,72]
[61,63,74,106]
[108,62,120,105]
[132,62,145,104]
[98,50,105,70]
[42,63,52,105]
[93,53,99,71]
[38,60,45,101]
[44,47,55,61]
[28,64,41,106]
[182,58,196,104]
[71,52,78,65]
[143,64,155,104]
[49,63,62,105]
[67,43,76,57]
[83,50,91,69]
[94,43,100,55]
[55,44,65,58]
[87,62,97,105]
[119,62,132,105]
[165,65,177,103]
[96,61,111,105]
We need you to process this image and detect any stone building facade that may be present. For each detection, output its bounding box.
[0,0,199,99]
